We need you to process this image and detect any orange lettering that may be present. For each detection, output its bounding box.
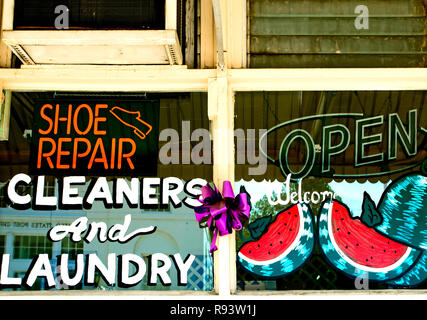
[54,104,60,134]
[73,104,93,135]
[56,138,71,169]
[53,104,72,135]
[72,138,91,169]
[117,138,136,170]
[110,138,116,169]
[94,104,108,135]
[39,104,54,135]
[37,138,56,169]
[88,138,108,169]
[66,104,72,134]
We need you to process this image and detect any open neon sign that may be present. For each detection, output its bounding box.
[260,110,425,180]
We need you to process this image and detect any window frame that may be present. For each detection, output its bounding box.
[1,0,183,66]
[0,66,426,296]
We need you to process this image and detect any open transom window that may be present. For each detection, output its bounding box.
[2,0,184,65]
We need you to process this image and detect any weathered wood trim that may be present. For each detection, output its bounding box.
[0,87,11,140]
[1,0,13,31]
[1,67,426,92]
[210,73,236,295]
[0,66,215,92]
[185,0,195,68]
[2,30,184,66]
[200,0,216,68]
[0,0,12,67]
[165,0,178,30]
[2,30,179,46]
[228,68,427,91]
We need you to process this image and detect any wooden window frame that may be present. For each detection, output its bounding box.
[1,0,183,66]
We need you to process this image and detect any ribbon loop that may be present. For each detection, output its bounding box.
[194,181,251,253]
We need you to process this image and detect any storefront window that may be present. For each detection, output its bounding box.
[13,235,53,260]
[235,91,426,290]
[0,92,214,292]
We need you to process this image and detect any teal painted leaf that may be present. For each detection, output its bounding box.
[248,215,272,240]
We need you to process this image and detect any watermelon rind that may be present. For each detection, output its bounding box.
[318,199,422,283]
[386,251,427,287]
[237,203,315,279]
[374,174,427,250]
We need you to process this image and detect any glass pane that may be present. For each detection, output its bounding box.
[235,90,427,290]
[0,92,213,292]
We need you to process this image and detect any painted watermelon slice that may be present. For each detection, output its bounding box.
[319,199,422,282]
[386,251,427,287]
[237,203,314,279]
[368,174,427,250]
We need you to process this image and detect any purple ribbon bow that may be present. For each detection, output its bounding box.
[194,181,251,253]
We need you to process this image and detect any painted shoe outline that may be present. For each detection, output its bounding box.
[109,106,152,140]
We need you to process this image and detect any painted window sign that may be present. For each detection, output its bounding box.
[0,92,213,291]
[236,91,426,290]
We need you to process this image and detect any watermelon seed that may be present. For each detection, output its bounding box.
[345,245,348,249]
[371,246,374,249]
[268,252,271,255]
[371,256,373,259]
[356,243,359,246]
[257,244,260,248]
[337,228,340,231]
[280,241,283,244]
[289,228,292,231]
[270,244,273,246]
[347,232,351,235]
[366,259,368,262]
[384,249,386,252]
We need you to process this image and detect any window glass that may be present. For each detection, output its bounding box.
[0,92,213,292]
[235,91,426,290]
[14,0,165,30]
